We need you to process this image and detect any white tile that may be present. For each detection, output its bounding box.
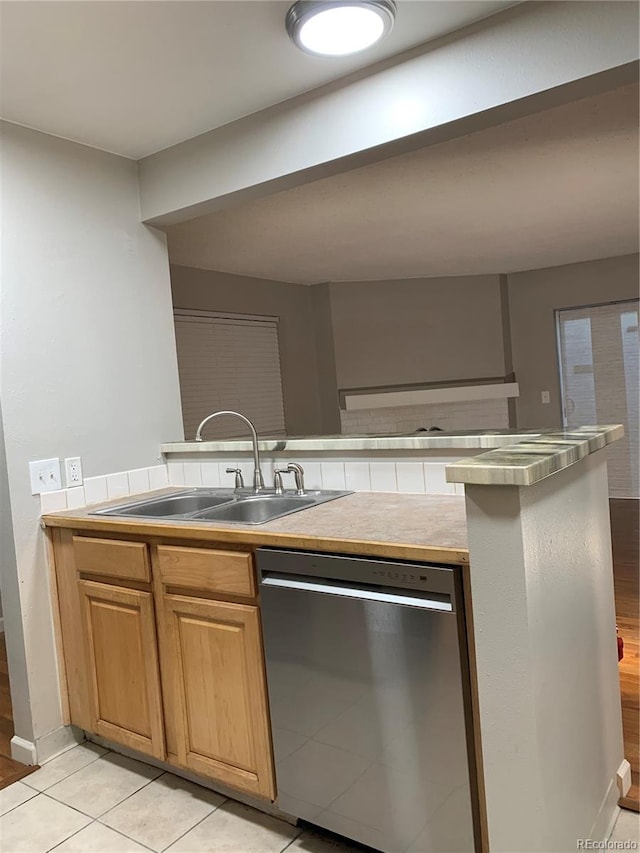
[127,467,150,495]
[40,489,68,513]
[321,462,346,490]
[300,461,323,491]
[369,462,397,492]
[46,752,162,818]
[395,463,425,494]
[148,465,169,490]
[65,486,86,509]
[182,462,203,487]
[0,781,37,816]
[0,793,91,852]
[106,472,129,500]
[167,799,300,853]
[84,476,108,505]
[200,462,221,487]
[167,461,185,486]
[424,463,455,495]
[610,809,640,843]
[101,772,225,852]
[237,459,255,485]
[55,821,149,852]
[24,743,107,792]
[344,462,371,492]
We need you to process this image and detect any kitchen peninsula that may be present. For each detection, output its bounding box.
[42,425,625,853]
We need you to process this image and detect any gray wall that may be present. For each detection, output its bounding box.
[329,275,506,389]
[508,253,639,427]
[170,266,340,435]
[0,121,184,753]
[0,395,32,741]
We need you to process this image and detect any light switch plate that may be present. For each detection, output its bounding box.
[29,458,62,494]
[541,391,551,404]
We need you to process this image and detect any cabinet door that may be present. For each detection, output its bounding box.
[163,594,275,799]
[78,580,165,759]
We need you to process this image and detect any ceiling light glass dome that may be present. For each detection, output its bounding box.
[286,1,397,57]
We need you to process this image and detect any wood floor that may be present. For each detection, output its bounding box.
[611,498,640,812]
[0,633,37,789]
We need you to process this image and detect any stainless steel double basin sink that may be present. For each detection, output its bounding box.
[91,488,351,525]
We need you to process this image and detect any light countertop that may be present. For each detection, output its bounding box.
[41,490,469,565]
[162,424,624,487]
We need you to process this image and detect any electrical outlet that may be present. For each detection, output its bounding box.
[541,391,551,404]
[64,456,83,487]
[29,458,62,494]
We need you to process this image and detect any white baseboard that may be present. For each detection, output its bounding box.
[11,725,84,766]
[36,725,85,765]
[617,758,632,797]
[10,736,37,765]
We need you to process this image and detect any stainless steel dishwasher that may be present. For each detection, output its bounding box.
[258,548,477,853]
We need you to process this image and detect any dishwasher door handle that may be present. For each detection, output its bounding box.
[261,573,453,612]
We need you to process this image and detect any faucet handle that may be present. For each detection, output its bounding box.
[273,468,287,495]
[225,467,245,489]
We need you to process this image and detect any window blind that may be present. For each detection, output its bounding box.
[173,309,286,441]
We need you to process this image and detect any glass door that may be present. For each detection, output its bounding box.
[557,299,639,497]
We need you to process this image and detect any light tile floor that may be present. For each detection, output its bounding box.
[0,743,638,852]
[0,744,359,853]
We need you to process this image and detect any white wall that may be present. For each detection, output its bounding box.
[0,121,184,760]
[465,451,623,850]
[138,1,639,224]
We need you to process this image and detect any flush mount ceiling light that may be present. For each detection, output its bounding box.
[286,0,396,57]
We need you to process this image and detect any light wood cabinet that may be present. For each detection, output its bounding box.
[161,594,275,799]
[78,579,165,759]
[50,528,275,800]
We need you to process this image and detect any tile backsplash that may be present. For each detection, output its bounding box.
[40,451,467,516]
[172,457,465,496]
[39,465,169,514]
[340,398,509,434]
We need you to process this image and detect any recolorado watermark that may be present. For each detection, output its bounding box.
[577,842,638,850]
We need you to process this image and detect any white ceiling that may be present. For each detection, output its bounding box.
[166,83,640,282]
[0,0,517,159]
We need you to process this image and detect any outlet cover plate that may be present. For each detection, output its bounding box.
[64,457,83,487]
[29,458,62,494]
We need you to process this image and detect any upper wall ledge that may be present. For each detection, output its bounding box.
[162,425,623,487]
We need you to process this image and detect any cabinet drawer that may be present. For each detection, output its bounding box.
[157,546,255,598]
[73,536,150,582]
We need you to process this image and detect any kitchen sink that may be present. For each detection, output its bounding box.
[94,490,237,518]
[91,488,351,524]
[193,495,317,524]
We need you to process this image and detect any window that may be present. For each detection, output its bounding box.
[173,310,286,441]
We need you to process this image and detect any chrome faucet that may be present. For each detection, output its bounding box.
[194,411,265,493]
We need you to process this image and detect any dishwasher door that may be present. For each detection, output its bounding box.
[258,549,476,853]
